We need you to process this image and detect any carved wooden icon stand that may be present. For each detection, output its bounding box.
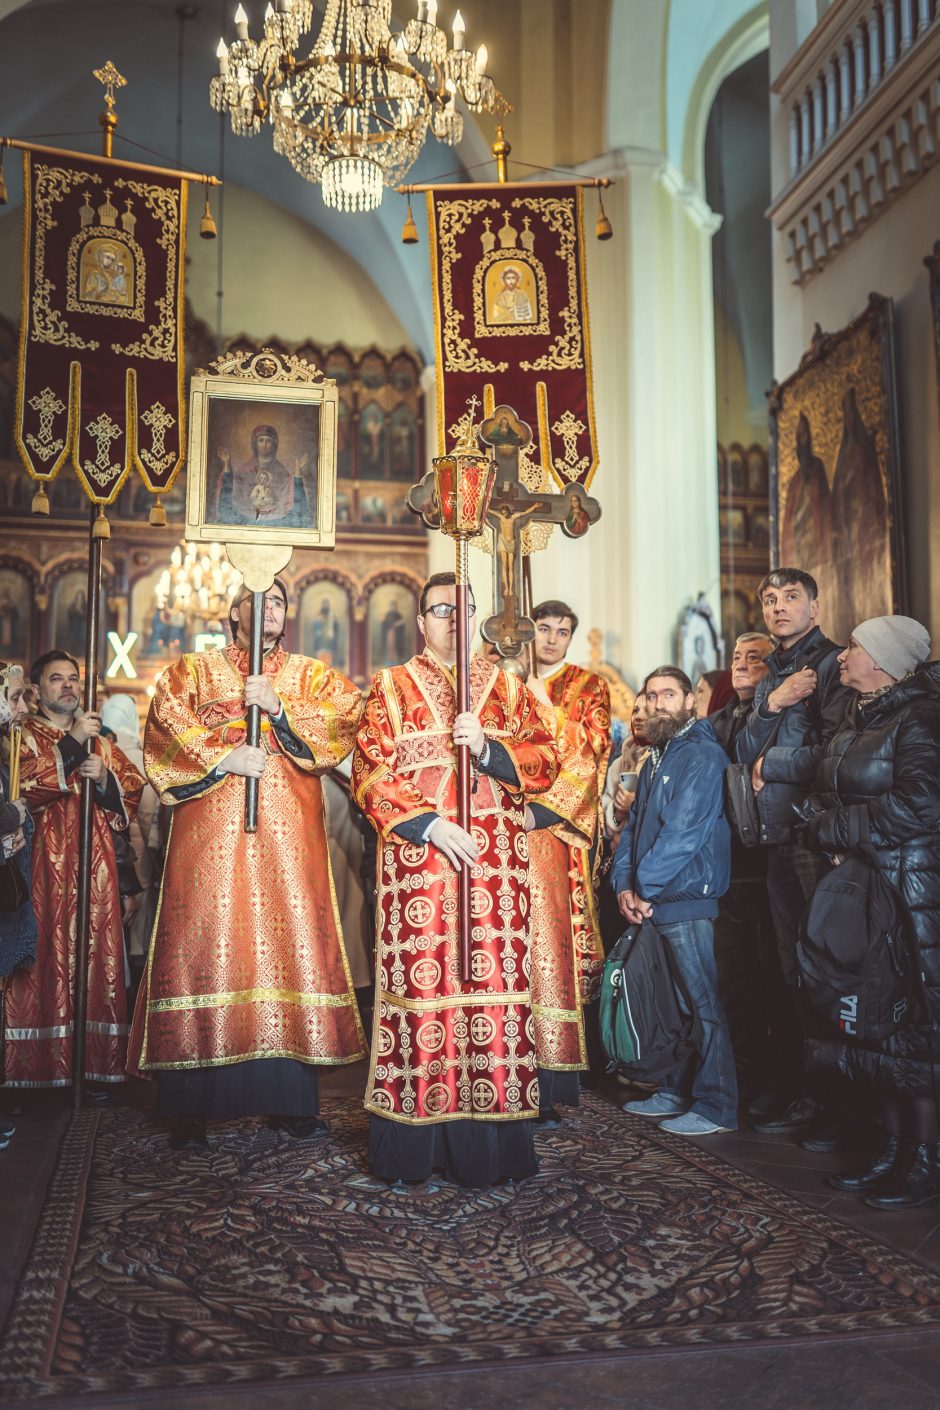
[186,347,339,832]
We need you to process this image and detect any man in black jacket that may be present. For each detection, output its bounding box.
[711,632,784,1106]
[735,569,853,1135]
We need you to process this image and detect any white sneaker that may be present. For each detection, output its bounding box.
[659,1112,731,1135]
[623,1094,687,1117]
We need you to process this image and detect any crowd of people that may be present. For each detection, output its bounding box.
[0,566,938,1206]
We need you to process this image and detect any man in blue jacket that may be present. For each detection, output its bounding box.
[612,666,736,1135]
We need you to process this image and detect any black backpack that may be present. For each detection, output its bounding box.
[599,918,704,1082]
[796,853,914,1045]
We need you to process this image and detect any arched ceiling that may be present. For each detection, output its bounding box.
[0,0,498,359]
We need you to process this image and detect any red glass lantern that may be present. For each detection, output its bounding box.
[432,451,495,539]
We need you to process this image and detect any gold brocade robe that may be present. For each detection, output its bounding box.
[128,644,366,1074]
[528,663,611,1071]
[5,718,144,1087]
[353,651,559,1124]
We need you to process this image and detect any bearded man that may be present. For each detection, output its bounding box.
[128,579,365,1148]
[353,571,558,1187]
[611,666,736,1135]
[6,651,144,1091]
[524,599,610,1125]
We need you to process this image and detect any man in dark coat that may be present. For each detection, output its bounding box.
[735,568,853,1135]
[710,632,785,1104]
[612,667,735,1135]
[804,616,940,1208]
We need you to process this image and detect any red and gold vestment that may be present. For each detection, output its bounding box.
[5,718,144,1086]
[528,663,611,1071]
[128,644,365,1074]
[353,651,558,1124]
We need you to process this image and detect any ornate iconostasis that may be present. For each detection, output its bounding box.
[0,312,428,704]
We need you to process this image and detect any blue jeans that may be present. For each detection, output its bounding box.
[658,918,738,1129]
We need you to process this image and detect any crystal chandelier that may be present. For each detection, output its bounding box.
[155,541,243,632]
[210,0,510,213]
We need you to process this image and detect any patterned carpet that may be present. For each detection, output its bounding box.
[4,1093,940,1401]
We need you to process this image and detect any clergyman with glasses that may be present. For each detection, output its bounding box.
[352,570,559,1188]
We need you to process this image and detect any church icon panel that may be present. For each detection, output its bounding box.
[299,574,352,676]
[294,568,422,686]
[0,561,36,666]
[66,188,145,320]
[366,576,420,677]
[473,211,550,339]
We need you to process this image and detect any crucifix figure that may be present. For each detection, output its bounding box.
[408,403,601,660]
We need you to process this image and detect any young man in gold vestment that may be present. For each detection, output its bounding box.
[128,580,366,1148]
[353,572,559,1187]
[524,601,611,1126]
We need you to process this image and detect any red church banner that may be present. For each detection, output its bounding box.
[427,183,598,488]
[15,150,187,505]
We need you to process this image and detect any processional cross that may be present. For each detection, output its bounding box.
[408,403,601,659]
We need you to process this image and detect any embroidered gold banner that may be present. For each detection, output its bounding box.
[15,150,187,504]
[427,184,598,488]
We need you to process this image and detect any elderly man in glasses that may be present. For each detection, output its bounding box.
[352,571,559,1188]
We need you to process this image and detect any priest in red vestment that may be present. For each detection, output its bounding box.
[352,572,559,1187]
[128,580,366,1148]
[525,601,611,1125]
[5,651,144,1091]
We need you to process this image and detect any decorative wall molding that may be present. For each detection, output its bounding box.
[770,0,940,284]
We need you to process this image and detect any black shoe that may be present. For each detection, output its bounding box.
[83,1086,112,1107]
[746,1089,787,1121]
[0,1119,15,1141]
[536,1106,562,1129]
[829,1135,904,1193]
[269,1115,328,1139]
[751,1096,821,1135]
[866,1143,940,1209]
[169,1115,208,1150]
[800,1123,848,1154]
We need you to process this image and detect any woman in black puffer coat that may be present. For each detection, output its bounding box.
[804,615,940,1209]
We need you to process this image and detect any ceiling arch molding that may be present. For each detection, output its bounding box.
[680,4,770,191]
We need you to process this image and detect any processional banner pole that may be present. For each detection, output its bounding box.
[71,77,121,1110]
[454,535,473,979]
[71,504,105,1109]
[244,590,265,833]
[431,414,496,981]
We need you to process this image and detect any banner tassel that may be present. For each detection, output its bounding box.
[148,496,167,527]
[31,484,50,516]
[92,505,111,540]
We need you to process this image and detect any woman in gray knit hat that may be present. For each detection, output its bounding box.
[803,615,940,1208]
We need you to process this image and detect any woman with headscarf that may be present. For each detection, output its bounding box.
[803,615,940,1208]
[0,662,37,1147]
